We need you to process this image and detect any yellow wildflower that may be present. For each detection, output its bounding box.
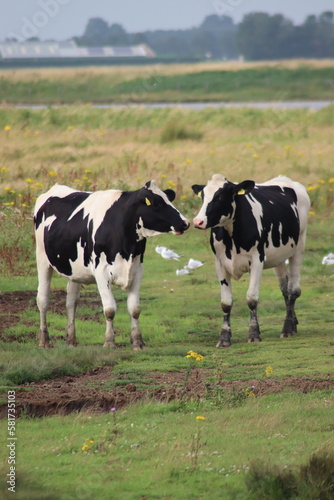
[307,184,319,192]
[48,170,57,177]
[196,416,206,421]
[81,444,91,452]
[264,366,273,377]
[185,350,204,361]
[26,178,34,184]
[4,125,11,131]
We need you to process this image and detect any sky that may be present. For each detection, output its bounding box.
[1,0,334,42]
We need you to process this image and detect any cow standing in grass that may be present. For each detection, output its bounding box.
[192,175,310,347]
[34,181,189,349]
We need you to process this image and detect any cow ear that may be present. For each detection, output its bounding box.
[164,189,175,202]
[235,180,255,196]
[192,184,205,197]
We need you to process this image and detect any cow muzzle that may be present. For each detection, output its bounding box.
[193,218,207,230]
[173,219,190,235]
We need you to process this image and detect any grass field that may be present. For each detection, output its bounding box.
[0,99,334,499]
[1,59,334,103]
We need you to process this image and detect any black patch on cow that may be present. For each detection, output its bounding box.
[209,184,300,263]
[35,187,187,277]
[34,192,92,276]
[220,279,229,286]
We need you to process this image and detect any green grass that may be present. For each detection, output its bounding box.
[0,102,334,499]
[0,394,333,499]
[1,66,334,103]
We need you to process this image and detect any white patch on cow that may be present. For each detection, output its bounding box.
[108,252,141,290]
[212,232,251,280]
[195,174,228,225]
[247,196,263,236]
[68,190,122,231]
[43,214,57,228]
[68,239,95,284]
[136,217,163,239]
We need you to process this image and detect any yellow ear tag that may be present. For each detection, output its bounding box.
[145,197,151,206]
[197,192,202,198]
[237,188,246,195]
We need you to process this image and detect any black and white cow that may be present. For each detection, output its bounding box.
[192,174,310,347]
[34,181,189,349]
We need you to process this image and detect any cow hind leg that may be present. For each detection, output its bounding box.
[246,264,262,343]
[36,261,53,348]
[278,257,302,338]
[66,281,81,347]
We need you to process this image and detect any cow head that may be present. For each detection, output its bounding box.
[136,180,189,238]
[192,174,255,229]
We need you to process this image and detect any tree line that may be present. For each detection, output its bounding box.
[73,11,334,61]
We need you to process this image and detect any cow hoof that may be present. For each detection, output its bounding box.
[280,332,294,338]
[216,340,231,348]
[247,337,261,343]
[39,344,52,349]
[133,343,145,351]
[103,342,116,348]
[67,343,77,348]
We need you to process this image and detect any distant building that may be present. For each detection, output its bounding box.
[0,40,156,66]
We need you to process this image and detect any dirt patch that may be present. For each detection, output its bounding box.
[1,366,333,419]
[0,289,103,341]
[1,290,334,419]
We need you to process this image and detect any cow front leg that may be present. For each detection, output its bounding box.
[36,260,53,348]
[246,263,262,343]
[215,261,233,347]
[274,262,298,337]
[127,262,145,350]
[96,274,117,348]
[66,280,81,347]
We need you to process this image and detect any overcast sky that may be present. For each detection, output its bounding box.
[2,0,334,42]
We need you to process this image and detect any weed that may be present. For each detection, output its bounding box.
[246,447,334,500]
[160,120,203,143]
